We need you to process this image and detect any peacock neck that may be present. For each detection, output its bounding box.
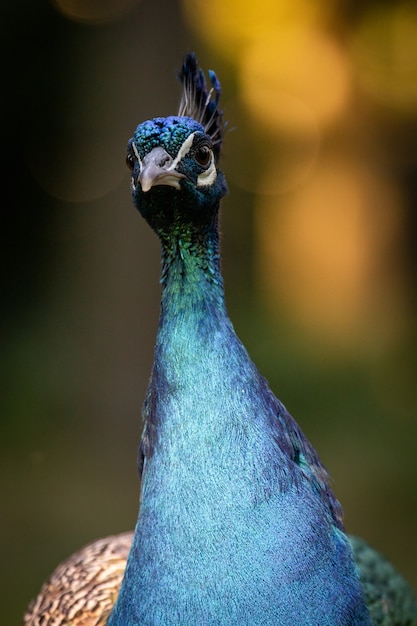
[157,212,227,320]
[142,211,236,465]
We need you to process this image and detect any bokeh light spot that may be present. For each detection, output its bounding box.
[255,159,406,346]
[25,119,127,203]
[181,0,320,61]
[241,28,352,129]
[51,0,141,24]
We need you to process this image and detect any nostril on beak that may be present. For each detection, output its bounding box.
[158,155,172,168]
[142,147,174,171]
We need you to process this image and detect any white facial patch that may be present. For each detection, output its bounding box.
[133,131,217,191]
[132,142,143,169]
[172,131,217,187]
[197,154,217,187]
[131,142,143,191]
[169,132,196,171]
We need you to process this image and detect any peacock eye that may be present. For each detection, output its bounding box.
[194,144,211,167]
[126,152,135,171]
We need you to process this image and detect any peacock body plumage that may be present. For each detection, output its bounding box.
[108,54,368,625]
[24,54,417,626]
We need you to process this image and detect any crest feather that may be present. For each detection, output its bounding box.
[178,53,225,160]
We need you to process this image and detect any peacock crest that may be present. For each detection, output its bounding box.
[178,53,225,161]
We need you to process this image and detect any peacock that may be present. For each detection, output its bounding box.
[24,54,417,626]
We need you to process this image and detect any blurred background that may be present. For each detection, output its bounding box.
[2,0,417,622]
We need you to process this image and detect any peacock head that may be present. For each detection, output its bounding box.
[126,55,227,237]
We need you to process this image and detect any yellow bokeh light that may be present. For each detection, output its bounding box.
[255,159,406,344]
[181,0,321,61]
[241,28,352,130]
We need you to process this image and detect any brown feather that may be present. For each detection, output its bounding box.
[23,531,133,626]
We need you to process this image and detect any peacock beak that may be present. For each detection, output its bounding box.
[139,147,185,192]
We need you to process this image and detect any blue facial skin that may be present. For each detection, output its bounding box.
[107,110,371,625]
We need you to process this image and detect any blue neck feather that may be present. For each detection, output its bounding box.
[107,200,371,625]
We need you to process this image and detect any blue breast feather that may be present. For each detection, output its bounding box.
[108,285,370,625]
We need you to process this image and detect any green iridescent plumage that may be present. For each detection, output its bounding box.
[352,537,417,625]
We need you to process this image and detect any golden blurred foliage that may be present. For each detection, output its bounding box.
[182,0,322,59]
[241,29,352,129]
[255,159,407,345]
[181,0,415,348]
